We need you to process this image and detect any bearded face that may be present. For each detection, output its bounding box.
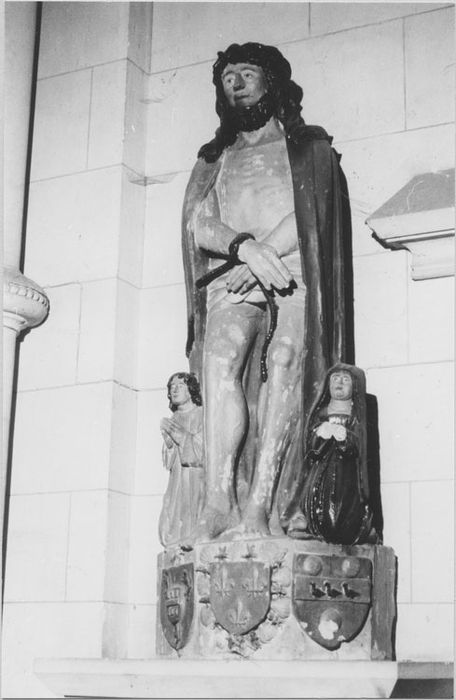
[198,43,304,161]
[221,62,268,111]
[217,59,276,133]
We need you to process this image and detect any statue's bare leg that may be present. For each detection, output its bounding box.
[230,291,306,537]
[195,299,262,539]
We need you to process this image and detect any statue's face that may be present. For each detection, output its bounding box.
[169,377,191,407]
[221,62,268,109]
[329,371,353,401]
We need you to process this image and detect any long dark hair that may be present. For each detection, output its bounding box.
[198,42,309,163]
[167,372,202,412]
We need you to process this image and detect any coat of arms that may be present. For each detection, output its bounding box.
[209,560,271,635]
[292,553,372,650]
[160,563,194,650]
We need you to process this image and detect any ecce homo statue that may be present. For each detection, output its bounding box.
[161,42,376,548]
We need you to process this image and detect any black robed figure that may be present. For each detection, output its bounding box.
[301,364,374,545]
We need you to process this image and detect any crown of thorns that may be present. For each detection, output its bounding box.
[212,42,292,89]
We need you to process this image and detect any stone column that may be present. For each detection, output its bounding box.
[3,4,49,543]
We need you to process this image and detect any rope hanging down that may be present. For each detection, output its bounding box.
[195,233,278,382]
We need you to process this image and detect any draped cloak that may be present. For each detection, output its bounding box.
[181,125,355,529]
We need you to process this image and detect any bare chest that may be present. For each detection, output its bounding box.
[215,138,295,237]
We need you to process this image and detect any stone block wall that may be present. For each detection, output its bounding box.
[3,3,153,696]
[3,2,454,697]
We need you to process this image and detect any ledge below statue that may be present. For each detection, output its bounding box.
[34,657,399,698]
[33,538,398,699]
[157,537,396,661]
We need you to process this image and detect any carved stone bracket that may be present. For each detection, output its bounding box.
[3,266,50,335]
[366,170,455,281]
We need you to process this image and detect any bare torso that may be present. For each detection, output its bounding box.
[196,120,307,539]
[208,130,302,306]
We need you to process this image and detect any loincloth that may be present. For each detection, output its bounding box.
[206,271,306,315]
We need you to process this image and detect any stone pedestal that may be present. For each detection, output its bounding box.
[156,538,396,662]
[34,539,397,698]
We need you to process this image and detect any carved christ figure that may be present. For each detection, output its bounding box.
[182,43,354,540]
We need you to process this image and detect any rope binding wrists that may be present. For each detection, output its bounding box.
[195,233,255,290]
[228,232,255,261]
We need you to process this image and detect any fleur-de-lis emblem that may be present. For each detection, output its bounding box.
[242,544,257,560]
[209,560,271,635]
[243,565,267,598]
[214,564,235,597]
[215,546,228,560]
[227,599,251,629]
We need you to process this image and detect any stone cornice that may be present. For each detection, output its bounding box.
[366,170,455,281]
[3,266,50,334]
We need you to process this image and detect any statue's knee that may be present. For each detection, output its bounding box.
[271,339,296,370]
[204,337,243,376]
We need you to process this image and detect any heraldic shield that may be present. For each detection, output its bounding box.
[160,563,194,650]
[292,553,372,651]
[209,560,271,635]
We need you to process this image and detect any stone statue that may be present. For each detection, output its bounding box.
[158,372,204,548]
[181,42,354,541]
[157,44,396,667]
[301,364,374,544]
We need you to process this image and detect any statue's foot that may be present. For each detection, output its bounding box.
[192,506,239,542]
[287,528,314,540]
[287,512,313,540]
[218,508,271,541]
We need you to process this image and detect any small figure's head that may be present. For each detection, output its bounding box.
[329,369,353,401]
[167,372,202,412]
[309,363,366,430]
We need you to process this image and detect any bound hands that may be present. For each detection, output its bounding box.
[227,239,293,295]
[161,416,185,448]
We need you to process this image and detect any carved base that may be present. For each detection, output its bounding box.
[156,538,396,661]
